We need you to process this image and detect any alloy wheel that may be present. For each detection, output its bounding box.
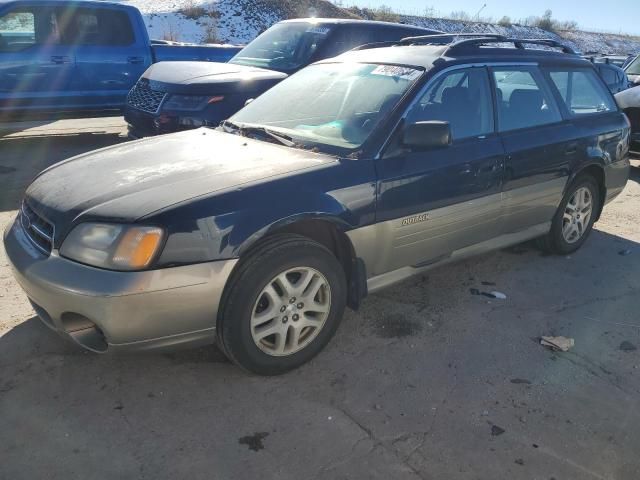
[251,267,331,356]
[562,186,593,244]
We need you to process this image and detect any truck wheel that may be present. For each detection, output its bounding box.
[538,175,600,255]
[217,234,347,375]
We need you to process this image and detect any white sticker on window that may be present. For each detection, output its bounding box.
[306,26,331,35]
[371,65,422,81]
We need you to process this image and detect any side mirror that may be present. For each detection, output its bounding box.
[402,121,452,150]
[244,98,255,107]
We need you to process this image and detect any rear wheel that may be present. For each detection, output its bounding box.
[538,175,600,255]
[217,234,347,375]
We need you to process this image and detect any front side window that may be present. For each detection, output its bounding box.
[406,67,494,140]
[230,22,333,72]
[0,8,59,52]
[230,62,423,153]
[548,69,617,116]
[492,67,562,132]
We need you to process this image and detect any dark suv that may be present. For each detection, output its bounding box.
[5,34,630,375]
[124,18,440,137]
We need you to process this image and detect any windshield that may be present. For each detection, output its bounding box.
[229,62,423,154]
[627,56,640,75]
[229,22,334,72]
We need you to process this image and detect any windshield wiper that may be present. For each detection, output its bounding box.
[222,120,296,147]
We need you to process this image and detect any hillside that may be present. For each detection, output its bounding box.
[119,0,640,54]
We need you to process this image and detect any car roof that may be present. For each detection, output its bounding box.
[278,18,438,31]
[327,43,593,70]
[0,0,133,7]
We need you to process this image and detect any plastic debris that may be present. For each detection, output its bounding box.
[470,288,507,299]
[540,336,575,352]
[620,341,637,352]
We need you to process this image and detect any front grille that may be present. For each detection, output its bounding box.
[20,202,54,256]
[126,81,167,114]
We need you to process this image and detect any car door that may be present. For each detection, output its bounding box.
[544,66,626,198]
[370,66,505,277]
[65,6,150,109]
[0,4,75,113]
[491,65,576,234]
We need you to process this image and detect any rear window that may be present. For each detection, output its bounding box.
[548,69,616,116]
[0,8,51,52]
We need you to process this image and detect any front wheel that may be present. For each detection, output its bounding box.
[217,234,347,375]
[538,175,600,255]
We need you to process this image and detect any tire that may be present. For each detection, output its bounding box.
[538,175,601,255]
[217,234,347,375]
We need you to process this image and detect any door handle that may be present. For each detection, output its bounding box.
[127,56,144,64]
[565,143,579,156]
[51,55,71,64]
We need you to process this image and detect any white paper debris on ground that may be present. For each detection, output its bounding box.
[540,336,575,352]
[490,291,507,300]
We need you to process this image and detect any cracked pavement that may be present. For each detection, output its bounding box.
[1,118,640,479]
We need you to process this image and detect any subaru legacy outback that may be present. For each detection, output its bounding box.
[4,34,630,375]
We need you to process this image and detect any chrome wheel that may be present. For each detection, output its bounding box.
[251,267,331,356]
[562,186,593,244]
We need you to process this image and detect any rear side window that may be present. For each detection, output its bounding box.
[548,69,617,116]
[56,8,135,46]
[406,67,494,140]
[492,67,562,132]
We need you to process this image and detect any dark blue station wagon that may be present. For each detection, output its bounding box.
[4,34,631,375]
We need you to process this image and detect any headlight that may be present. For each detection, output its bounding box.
[60,223,164,271]
[162,94,224,111]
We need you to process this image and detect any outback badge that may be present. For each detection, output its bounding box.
[401,213,430,226]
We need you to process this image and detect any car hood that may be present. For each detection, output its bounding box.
[140,61,288,95]
[25,129,337,244]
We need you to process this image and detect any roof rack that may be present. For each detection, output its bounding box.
[399,33,507,46]
[398,33,579,56]
[350,33,579,56]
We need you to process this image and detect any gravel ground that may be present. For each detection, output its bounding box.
[1,119,640,480]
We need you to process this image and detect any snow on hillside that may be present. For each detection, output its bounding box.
[117,0,350,45]
[115,0,640,54]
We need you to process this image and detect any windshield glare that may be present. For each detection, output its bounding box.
[229,63,423,153]
[627,56,640,75]
[229,22,333,72]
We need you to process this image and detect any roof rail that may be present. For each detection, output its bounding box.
[349,33,579,56]
[350,40,404,52]
[442,37,579,55]
[399,33,507,46]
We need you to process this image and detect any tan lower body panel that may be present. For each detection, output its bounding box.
[348,177,567,293]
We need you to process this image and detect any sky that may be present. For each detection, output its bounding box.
[348,0,640,35]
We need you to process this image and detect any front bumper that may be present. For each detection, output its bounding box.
[124,104,226,138]
[4,217,238,353]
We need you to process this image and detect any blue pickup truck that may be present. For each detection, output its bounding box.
[0,0,241,119]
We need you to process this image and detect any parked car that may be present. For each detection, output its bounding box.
[591,62,630,93]
[0,0,241,119]
[124,18,441,138]
[5,34,630,375]
[584,54,635,68]
[616,86,640,157]
[625,55,640,86]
